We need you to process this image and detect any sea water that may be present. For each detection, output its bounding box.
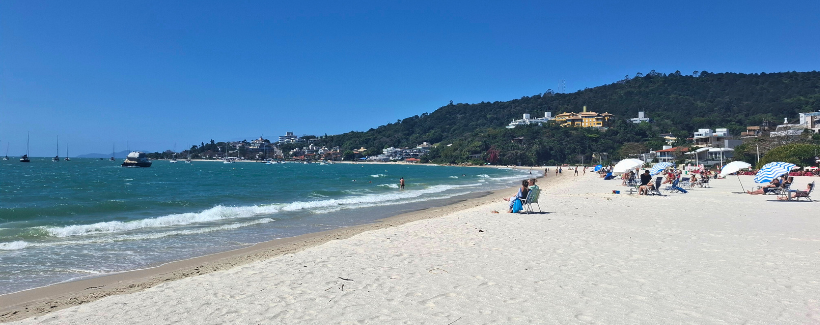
[0,159,530,294]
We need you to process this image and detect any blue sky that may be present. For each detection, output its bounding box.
[1,1,818,156]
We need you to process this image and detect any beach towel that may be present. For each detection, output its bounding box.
[512,199,523,213]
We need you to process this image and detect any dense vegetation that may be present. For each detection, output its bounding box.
[756,143,820,168]
[317,71,820,165]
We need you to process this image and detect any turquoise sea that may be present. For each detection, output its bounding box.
[0,159,528,294]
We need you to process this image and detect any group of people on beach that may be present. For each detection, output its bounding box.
[746,175,813,199]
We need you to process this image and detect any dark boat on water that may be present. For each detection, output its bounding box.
[121,151,152,167]
[53,136,60,162]
[20,133,30,162]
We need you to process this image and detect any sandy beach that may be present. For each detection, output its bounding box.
[3,171,819,324]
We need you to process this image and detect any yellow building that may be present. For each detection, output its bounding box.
[553,106,613,128]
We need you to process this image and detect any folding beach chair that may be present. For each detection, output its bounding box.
[522,188,542,213]
[700,176,710,188]
[647,177,664,196]
[679,177,691,189]
[784,182,814,202]
[668,179,688,193]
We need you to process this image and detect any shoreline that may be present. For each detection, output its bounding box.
[0,168,560,322]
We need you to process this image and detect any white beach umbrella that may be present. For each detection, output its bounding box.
[612,159,644,175]
[719,161,752,177]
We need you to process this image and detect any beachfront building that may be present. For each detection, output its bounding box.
[629,111,651,123]
[553,106,613,128]
[506,112,554,129]
[369,145,431,161]
[655,146,689,163]
[692,128,732,147]
[798,111,820,133]
[771,112,820,137]
[685,147,735,166]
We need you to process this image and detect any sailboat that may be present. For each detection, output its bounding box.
[170,143,178,163]
[223,143,234,163]
[52,136,60,162]
[20,133,30,162]
[65,144,71,161]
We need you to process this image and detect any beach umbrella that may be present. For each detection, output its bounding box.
[720,161,753,192]
[612,159,643,175]
[594,164,603,172]
[754,162,797,184]
[719,161,752,177]
[649,162,674,176]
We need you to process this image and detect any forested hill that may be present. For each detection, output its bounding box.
[318,71,820,164]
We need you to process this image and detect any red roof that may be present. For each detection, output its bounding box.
[405,158,420,162]
[656,147,689,153]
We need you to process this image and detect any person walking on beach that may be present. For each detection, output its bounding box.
[399,177,405,190]
[574,167,579,176]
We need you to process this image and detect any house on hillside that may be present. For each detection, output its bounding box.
[629,111,651,123]
[554,106,613,128]
[506,112,553,128]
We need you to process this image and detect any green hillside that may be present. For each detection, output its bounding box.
[318,71,820,165]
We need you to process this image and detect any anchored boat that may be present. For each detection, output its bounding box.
[121,151,152,167]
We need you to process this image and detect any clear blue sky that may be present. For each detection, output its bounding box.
[1,1,818,156]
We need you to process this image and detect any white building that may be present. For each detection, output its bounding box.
[629,111,651,123]
[506,112,553,129]
[278,132,299,144]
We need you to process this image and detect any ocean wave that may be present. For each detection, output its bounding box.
[43,205,281,238]
[0,241,29,250]
[449,176,459,178]
[280,184,476,213]
[378,184,400,189]
[370,174,387,178]
[39,176,503,239]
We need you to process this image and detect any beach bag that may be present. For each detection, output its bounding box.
[512,199,523,213]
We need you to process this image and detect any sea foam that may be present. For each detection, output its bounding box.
[0,241,29,250]
[44,205,280,238]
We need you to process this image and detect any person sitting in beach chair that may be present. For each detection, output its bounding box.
[503,180,529,213]
[637,170,652,195]
[747,177,782,195]
[522,179,542,213]
[700,175,710,188]
[647,177,663,195]
[778,182,814,201]
[669,178,688,193]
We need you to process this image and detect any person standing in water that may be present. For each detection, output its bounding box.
[399,177,405,189]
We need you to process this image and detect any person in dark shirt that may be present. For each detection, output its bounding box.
[638,170,653,195]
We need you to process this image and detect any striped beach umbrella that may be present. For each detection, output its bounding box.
[649,162,674,176]
[754,162,797,183]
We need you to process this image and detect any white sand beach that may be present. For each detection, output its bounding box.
[4,172,820,324]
